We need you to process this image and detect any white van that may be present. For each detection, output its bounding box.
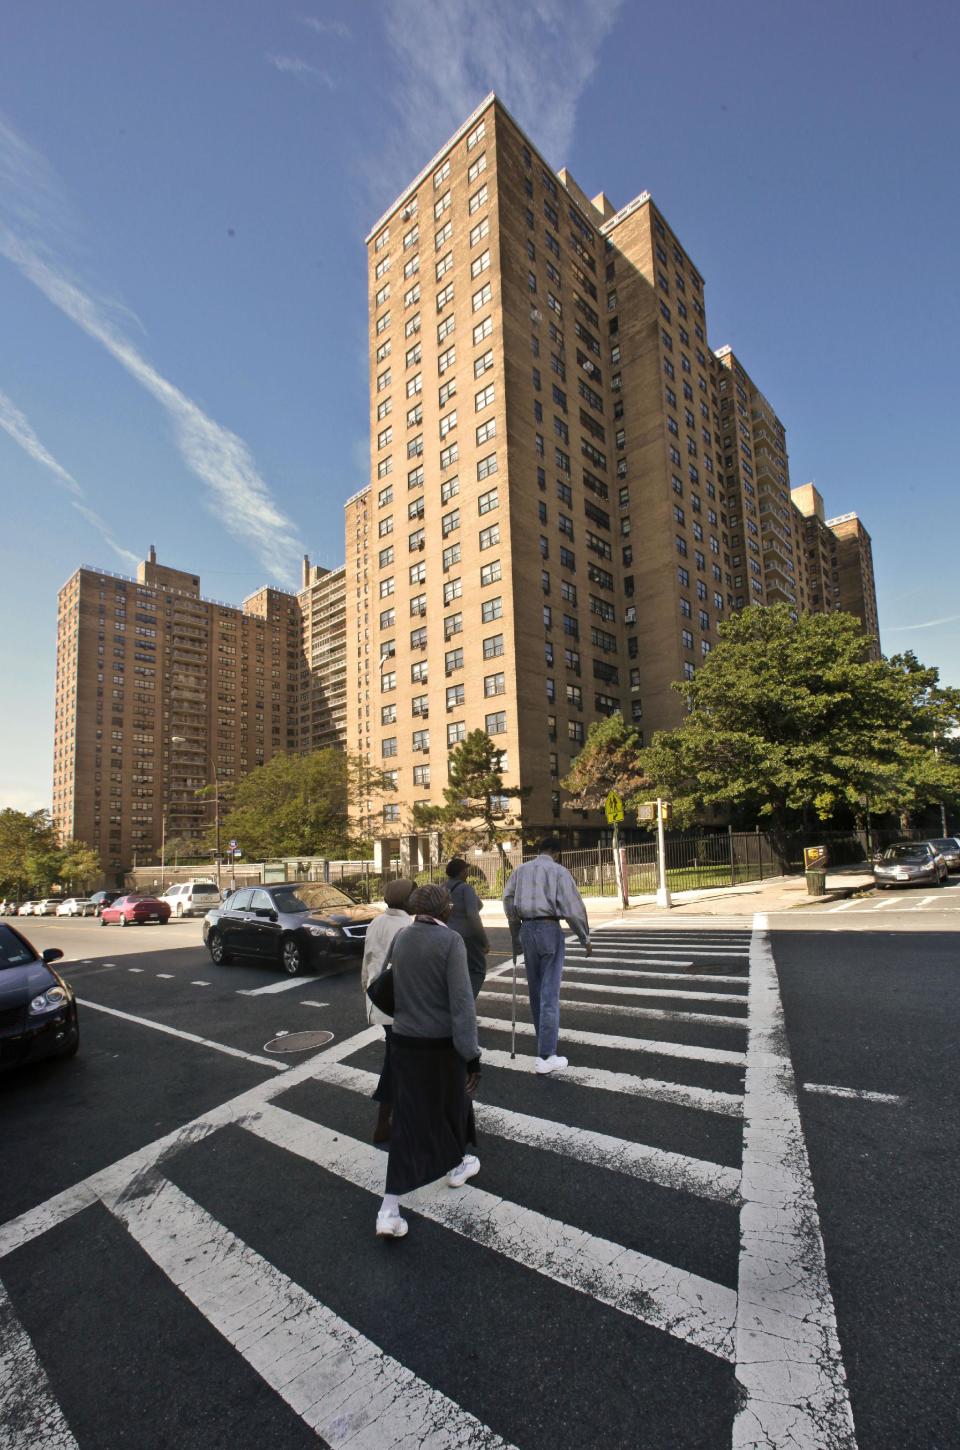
[161,881,222,917]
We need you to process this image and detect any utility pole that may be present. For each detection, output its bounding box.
[655,798,672,909]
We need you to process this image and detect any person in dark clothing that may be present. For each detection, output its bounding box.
[444,857,490,997]
[376,883,482,1239]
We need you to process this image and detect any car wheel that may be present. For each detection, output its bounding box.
[120,914,128,927]
[281,937,304,976]
[60,1025,80,1059]
[159,916,168,924]
[176,903,184,917]
[208,929,233,965]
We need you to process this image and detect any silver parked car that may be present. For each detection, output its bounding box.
[56,897,98,917]
[873,842,948,889]
[925,838,960,873]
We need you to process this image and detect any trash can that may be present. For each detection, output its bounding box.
[805,870,827,897]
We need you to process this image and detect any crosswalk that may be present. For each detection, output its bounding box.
[0,921,857,1449]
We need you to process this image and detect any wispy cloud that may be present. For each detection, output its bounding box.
[0,115,304,585]
[377,0,623,188]
[885,615,960,632]
[0,386,138,567]
[266,53,334,86]
[299,16,351,39]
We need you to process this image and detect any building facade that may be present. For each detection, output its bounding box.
[297,558,348,751]
[52,548,345,875]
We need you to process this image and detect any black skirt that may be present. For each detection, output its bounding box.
[385,1033,477,1195]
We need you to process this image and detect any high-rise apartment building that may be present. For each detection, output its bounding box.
[297,558,347,751]
[53,548,345,876]
[347,95,735,837]
[825,512,879,653]
[346,94,881,840]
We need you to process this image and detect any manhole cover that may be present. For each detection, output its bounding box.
[263,1030,334,1053]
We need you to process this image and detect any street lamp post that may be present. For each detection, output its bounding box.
[171,736,221,892]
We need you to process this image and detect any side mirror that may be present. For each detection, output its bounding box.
[42,947,64,964]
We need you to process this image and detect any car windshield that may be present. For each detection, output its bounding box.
[191,885,219,895]
[271,885,355,914]
[883,845,928,861]
[0,925,38,969]
[928,840,955,851]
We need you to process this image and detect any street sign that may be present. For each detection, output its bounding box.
[637,801,656,822]
[605,790,624,824]
[229,839,237,850]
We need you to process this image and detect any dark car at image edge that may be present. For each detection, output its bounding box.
[0,922,79,1071]
[203,883,378,976]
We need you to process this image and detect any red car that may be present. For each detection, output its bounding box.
[100,894,171,927]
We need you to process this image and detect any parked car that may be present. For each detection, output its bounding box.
[100,894,171,927]
[56,898,97,917]
[873,842,949,888]
[161,880,222,918]
[925,838,960,873]
[17,902,38,916]
[0,922,78,1070]
[89,891,122,917]
[203,883,378,975]
[33,899,62,917]
[0,900,21,917]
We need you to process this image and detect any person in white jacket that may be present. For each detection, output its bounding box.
[361,878,415,1142]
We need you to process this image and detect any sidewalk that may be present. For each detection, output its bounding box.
[479,865,875,924]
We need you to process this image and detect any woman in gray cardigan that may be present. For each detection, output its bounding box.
[377,883,481,1239]
[444,858,490,997]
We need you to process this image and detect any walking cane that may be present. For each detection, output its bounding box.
[510,943,518,1059]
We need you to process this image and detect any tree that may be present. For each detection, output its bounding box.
[218,750,394,861]
[413,729,527,873]
[57,841,101,893]
[561,712,649,812]
[638,606,960,852]
[0,809,61,897]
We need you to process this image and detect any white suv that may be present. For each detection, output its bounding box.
[162,881,223,917]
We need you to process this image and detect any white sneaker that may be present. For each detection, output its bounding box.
[447,1154,480,1187]
[535,1055,569,1074]
[375,1211,408,1238]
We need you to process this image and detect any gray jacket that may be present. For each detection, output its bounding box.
[391,920,481,1064]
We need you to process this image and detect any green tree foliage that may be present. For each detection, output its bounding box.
[560,712,649,812]
[0,808,101,897]
[412,729,527,868]
[218,750,394,861]
[639,605,960,846]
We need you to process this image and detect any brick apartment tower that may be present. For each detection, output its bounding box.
[52,550,303,880]
[345,94,882,841]
[346,94,738,840]
[791,485,880,656]
[297,558,348,751]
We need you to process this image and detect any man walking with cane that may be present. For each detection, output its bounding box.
[503,837,592,1074]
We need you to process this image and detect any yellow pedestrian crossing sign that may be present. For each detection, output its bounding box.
[605,790,624,824]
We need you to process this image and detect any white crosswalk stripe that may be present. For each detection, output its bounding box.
[1,922,854,1447]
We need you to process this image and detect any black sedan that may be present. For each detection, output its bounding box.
[0,923,79,1070]
[202,883,379,975]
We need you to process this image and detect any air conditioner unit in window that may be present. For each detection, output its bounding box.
[530,308,542,321]
[418,541,425,551]
[413,742,422,751]
[403,204,415,220]
[420,708,429,718]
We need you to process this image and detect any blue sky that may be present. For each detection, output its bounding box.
[2,0,958,812]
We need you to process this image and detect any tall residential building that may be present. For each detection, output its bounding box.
[825,512,879,653]
[52,547,344,876]
[297,558,348,751]
[346,93,881,841]
[347,94,735,839]
[714,347,804,611]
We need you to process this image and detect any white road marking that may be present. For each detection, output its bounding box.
[480,987,748,1030]
[247,1105,738,1362]
[870,897,896,908]
[0,1277,80,1449]
[0,1026,382,1261]
[191,981,211,987]
[826,901,856,912]
[105,1175,514,1449]
[298,1000,329,1009]
[515,979,749,1007]
[237,977,318,996]
[310,1059,743,1204]
[76,999,288,1071]
[476,1015,745,1067]
[733,915,857,1449]
[566,955,698,967]
[804,1082,904,1105]
[127,968,144,974]
[155,973,174,979]
[481,1048,743,1117]
[564,966,747,985]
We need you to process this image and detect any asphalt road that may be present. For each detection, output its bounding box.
[1,912,957,1448]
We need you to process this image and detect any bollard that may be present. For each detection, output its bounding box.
[805,870,827,897]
